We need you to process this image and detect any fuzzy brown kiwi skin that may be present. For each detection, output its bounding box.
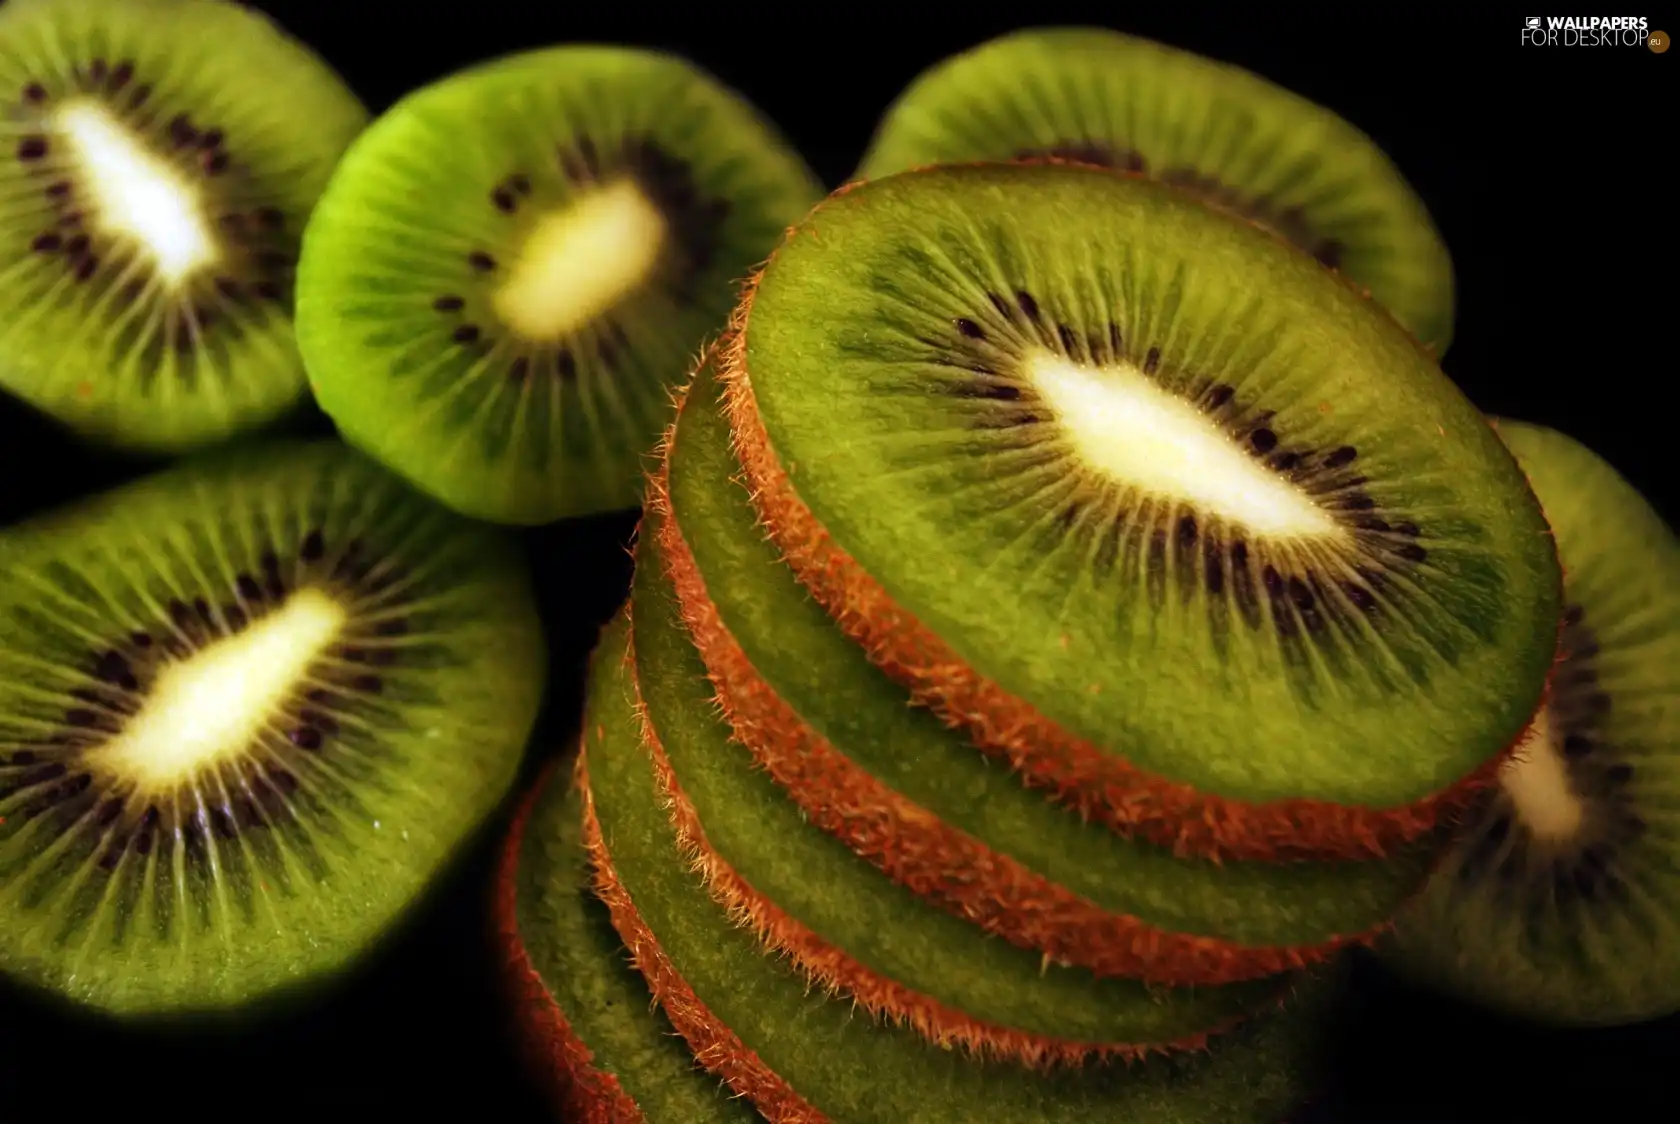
[493,752,645,1124]
[577,743,824,1124]
[623,556,1271,1068]
[647,372,1409,985]
[715,177,1555,865]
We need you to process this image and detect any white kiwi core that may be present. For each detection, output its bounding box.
[55,101,220,287]
[1028,356,1343,539]
[94,588,347,790]
[1497,707,1585,843]
[492,178,667,343]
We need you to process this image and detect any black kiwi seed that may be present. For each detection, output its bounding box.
[437,132,734,383]
[1159,168,1347,269]
[856,28,1458,356]
[734,158,1541,877]
[922,287,1427,648]
[1383,412,1680,1028]
[1459,606,1645,905]
[293,45,822,527]
[1009,147,1346,268]
[0,0,370,454]
[0,442,548,1017]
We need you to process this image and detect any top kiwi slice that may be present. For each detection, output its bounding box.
[662,353,1444,979]
[725,161,1561,862]
[1383,419,1680,1028]
[0,439,546,1017]
[0,0,369,453]
[295,45,823,526]
[856,27,1455,355]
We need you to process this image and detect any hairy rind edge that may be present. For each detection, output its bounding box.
[624,564,1263,1067]
[648,397,1391,984]
[716,259,1549,862]
[578,744,828,1124]
[493,753,646,1124]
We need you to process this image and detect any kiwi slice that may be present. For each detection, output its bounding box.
[496,754,755,1122]
[578,606,1340,1121]
[631,505,1288,1063]
[294,46,823,527]
[854,27,1454,354]
[723,162,1561,864]
[0,440,546,1017]
[655,350,1443,985]
[1381,419,1680,1028]
[0,0,368,452]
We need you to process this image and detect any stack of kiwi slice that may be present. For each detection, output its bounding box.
[496,158,1569,1121]
[1,4,1672,1117]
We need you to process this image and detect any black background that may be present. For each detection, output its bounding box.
[0,4,1673,1122]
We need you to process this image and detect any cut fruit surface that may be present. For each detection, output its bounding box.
[655,352,1441,982]
[631,511,1285,1061]
[497,755,755,1123]
[723,162,1561,862]
[295,44,821,525]
[0,440,545,1016]
[856,27,1456,354]
[1382,419,1680,1028]
[579,607,1342,1122]
[0,0,369,451]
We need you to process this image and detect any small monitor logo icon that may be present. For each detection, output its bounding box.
[1525,16,1543,30]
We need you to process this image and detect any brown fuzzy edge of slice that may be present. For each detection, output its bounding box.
[715,271,1549,863]
[646,395,1387,984]
[624,574,1253,1067]
[578,740,829,1124]
[492,752,646,1124]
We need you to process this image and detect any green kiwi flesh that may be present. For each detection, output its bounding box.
[503,758,755,1122]
[294,45,822,526]
[583,607,1340,1121]
[667,354,1441,954]
[1381,419,1680,1028]
[0,0,369,452]
[632,508,1286,1053]
[733,162,1560,818]
[855,26,1454,354]
[0,440,546,1017]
